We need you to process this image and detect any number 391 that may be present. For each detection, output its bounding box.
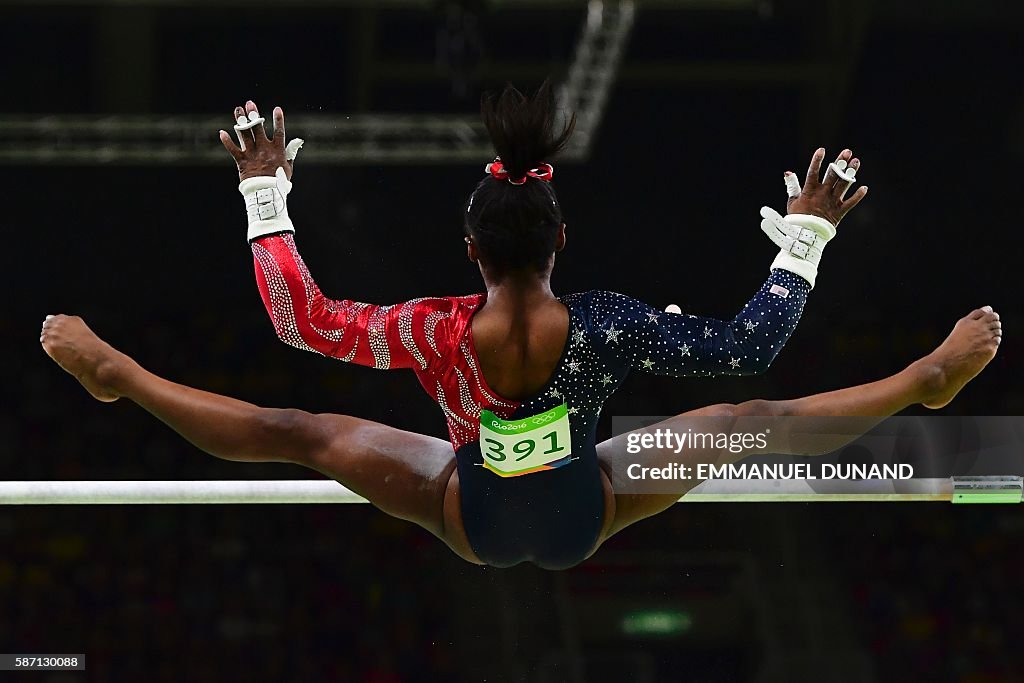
[483,431,565,462]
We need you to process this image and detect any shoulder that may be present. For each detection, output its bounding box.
[403,293,483,317]
[561,289,624,310]
[404,294,483,370]
[563,290,652,322]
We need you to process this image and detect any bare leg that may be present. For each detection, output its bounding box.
[597,307,1002,539]
[40,315,481,563]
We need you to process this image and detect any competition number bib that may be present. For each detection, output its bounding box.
[479,403,573,477]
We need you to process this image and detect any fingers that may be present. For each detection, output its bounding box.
[784,171,801,197]
[219,130,244,161]
[838,185,869,218]
[231,101,270,150]
[835,157,860,200]
[821,148,853,188]
[784,171,801,211]
[244,100,270,143]
[232,105,254,151]
[804,147,825,191]
[273,106,285,143]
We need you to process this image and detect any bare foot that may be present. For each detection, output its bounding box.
[916,307,1002,409]
[40,315,131,402]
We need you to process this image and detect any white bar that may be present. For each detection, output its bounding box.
[0,480,368,505]
[0,479,964,505]
[686,476,954,502]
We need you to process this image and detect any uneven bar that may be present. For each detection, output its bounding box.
[0,477,1019,504]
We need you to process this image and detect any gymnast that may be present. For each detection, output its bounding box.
[40,84,1000,569]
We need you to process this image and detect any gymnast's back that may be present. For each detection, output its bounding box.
[250,229,811,566]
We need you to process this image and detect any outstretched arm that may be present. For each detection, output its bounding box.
[610,147,870,377]
[220,101,449,370]
[597,269,810,377]
[250,232,455,370]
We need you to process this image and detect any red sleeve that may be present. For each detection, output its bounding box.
[251,233,461,371]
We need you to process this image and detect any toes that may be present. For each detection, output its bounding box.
[970,306,998,322]
[41,313,74,339]
[41,314,55,342]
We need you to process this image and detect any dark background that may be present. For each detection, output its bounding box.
[1,0,1023,681]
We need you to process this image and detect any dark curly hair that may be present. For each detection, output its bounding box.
[464,80,576,274]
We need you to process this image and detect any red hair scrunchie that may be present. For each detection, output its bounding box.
[485,157,554,185]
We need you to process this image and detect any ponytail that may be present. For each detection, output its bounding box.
[464,81,576,274]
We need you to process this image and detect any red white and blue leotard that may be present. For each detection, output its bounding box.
[252,233,810,568]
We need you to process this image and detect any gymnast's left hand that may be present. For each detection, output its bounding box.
[785,147,868,226]
[219,101,294,182]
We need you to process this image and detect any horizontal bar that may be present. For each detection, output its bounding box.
[0,480,367,505]
[0,478,1018,505]
[686,477,953,503]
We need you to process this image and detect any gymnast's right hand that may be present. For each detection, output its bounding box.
[784,147,868,226]
[219,101,302,182]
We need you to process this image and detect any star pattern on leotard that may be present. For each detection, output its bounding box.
[479,270,809,461]
[564,271,809,382]
[517,302,623,445]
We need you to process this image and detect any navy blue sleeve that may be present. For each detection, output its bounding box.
[587,269,810,377]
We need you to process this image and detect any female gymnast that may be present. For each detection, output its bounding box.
[40,85,1000,569]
